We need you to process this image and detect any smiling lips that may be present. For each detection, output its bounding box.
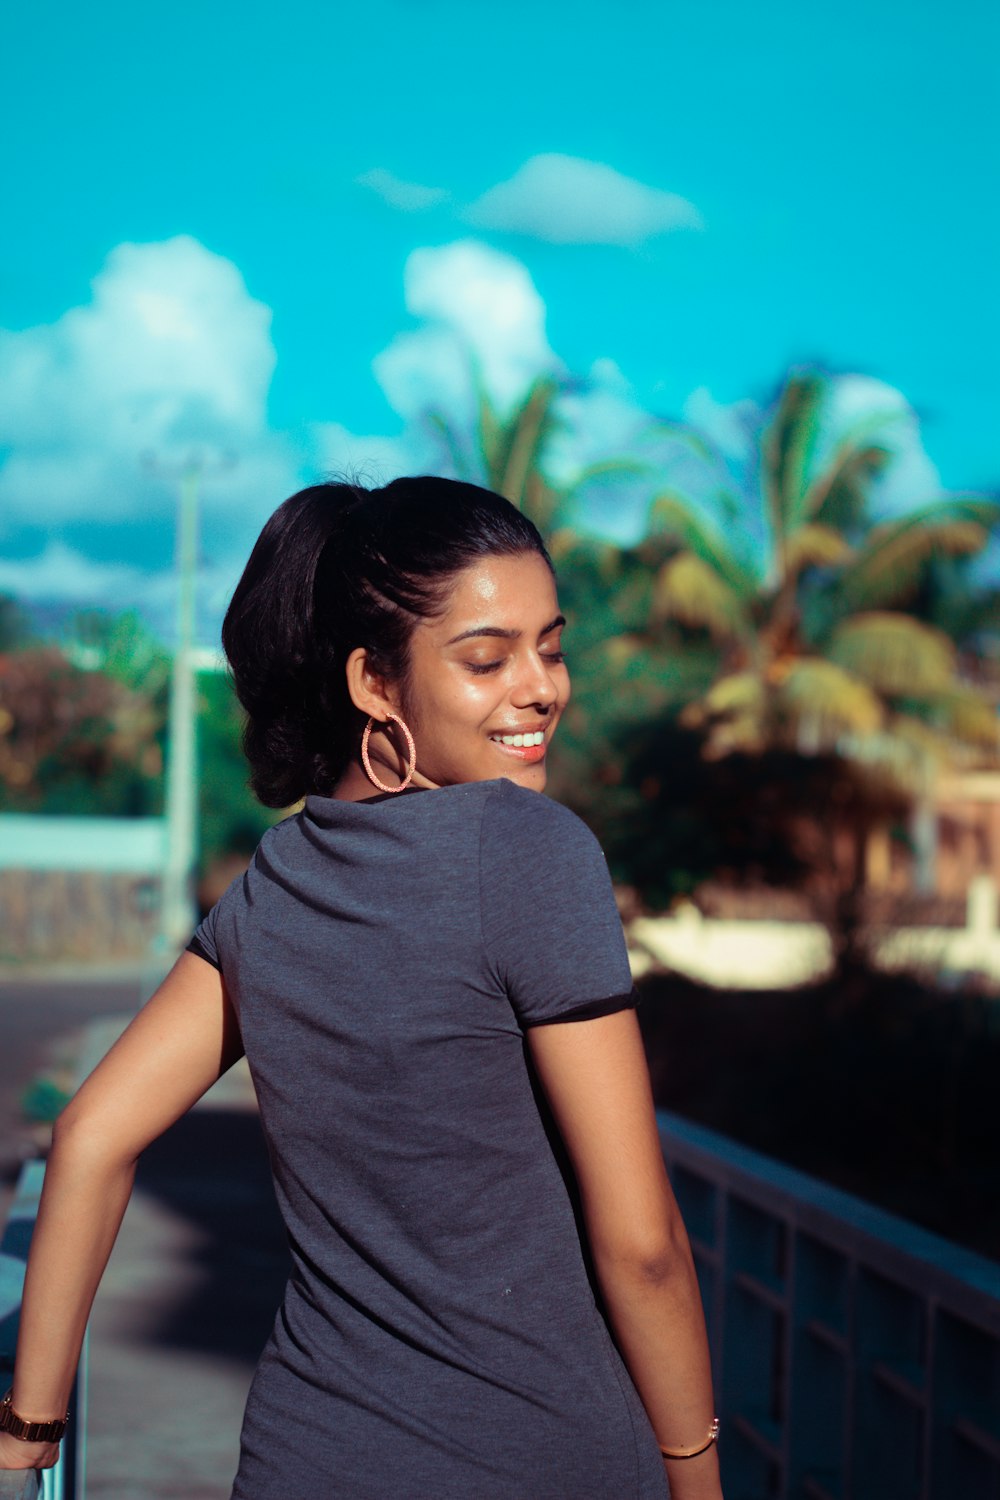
[488,728,548,763]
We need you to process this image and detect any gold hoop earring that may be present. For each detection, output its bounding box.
[360,711,417,793]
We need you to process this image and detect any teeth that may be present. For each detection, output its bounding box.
[491,731,545,747]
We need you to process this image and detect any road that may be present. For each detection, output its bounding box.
[0,968,155,1197]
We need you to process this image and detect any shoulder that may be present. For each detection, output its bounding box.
[482,780,605,859]
[243,808,304,872]
[211,812,298,912]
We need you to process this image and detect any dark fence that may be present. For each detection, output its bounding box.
[659,1109,1000,1500]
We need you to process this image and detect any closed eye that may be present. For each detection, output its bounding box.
[466,649,565,676]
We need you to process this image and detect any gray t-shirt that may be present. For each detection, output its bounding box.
[190,777,667,1499]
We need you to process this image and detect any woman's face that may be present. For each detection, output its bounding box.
[393,550,570,793]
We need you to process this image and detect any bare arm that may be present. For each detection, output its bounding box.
[528,1008,723,1500]
[0,952,242,1471]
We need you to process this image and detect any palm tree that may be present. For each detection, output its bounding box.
[425,374,567,534]
[425,363,654,545]
[642,368,1000,784]
[634,367,1000,937]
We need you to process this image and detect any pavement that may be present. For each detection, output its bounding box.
[3,990,289,1500]
[0,968,161,1220]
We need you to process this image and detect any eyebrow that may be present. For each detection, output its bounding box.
[444,613,566,646]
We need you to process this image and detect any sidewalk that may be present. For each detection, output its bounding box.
[79,1023,289,1500]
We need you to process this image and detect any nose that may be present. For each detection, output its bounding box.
[511,648,562,711]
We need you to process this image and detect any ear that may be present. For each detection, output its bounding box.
[344,647,401,721]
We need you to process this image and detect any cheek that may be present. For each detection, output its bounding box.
[450,676,506,725]
[406,671,499,737]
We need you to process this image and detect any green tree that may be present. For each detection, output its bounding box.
[197,668,280,875]
[0,645,162,814]
[0,594,34,651]
[64,607,171,698]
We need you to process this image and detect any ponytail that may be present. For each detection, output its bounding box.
[222,477,550,806]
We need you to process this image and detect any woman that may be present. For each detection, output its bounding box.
[1,478,723,1499]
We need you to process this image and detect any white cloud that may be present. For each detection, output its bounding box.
[356,168,449,212]
[0,541,145,602]
[6,232,949,645]
[0,236,302,527]
[464,154,704,246]
[545,362,654,542]
[682,387,764,470]
[374,240,557,421]
[805,374,942,520]
[0,537,250,646]
[547,361,646,478]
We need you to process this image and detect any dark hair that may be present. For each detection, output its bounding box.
[222,476,552,807]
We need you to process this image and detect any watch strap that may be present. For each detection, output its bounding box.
[0,1389,69,1443]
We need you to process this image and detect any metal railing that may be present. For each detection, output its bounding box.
[0,1162,85,1500]
[659,1109,1000,1500]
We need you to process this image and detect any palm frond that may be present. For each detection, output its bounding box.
[806,440,893,531]
[521,470,563,535]
[890,714,966,764]
[761,370,827,547]
[777,658,883,738]
[652,553,750,642]
[601,634,650,670]
[496,377,560,507]
[784,523,853,573]
[836,716,956,791]
[702,671,766,716]
[874,713,986,782]
[476,387,503,482]
[646,492,756,596]
[550,528,631,582]
[839,500,1000,609]
[681,682,767,757]
[764,368,908,538]
[829,612,956,695]
[566,458,652,494]
[920,686,1000,752]
[640,420,723,466]
[425,411,473,480]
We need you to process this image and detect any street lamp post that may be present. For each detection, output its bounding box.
[144,450,234,954]
[161,464,201,950]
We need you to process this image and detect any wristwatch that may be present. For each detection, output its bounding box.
[0,1389,69,1443]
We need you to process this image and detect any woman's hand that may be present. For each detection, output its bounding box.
[0,1430,60,1469]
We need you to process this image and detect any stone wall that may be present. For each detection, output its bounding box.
[0,869,162,962]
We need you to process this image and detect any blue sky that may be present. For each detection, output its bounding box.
[1,0,997,642]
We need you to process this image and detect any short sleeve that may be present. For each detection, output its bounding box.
[479,782,636,1028]
[186,901,222,970]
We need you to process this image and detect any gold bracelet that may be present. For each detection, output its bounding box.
[658,1417,720,1460]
